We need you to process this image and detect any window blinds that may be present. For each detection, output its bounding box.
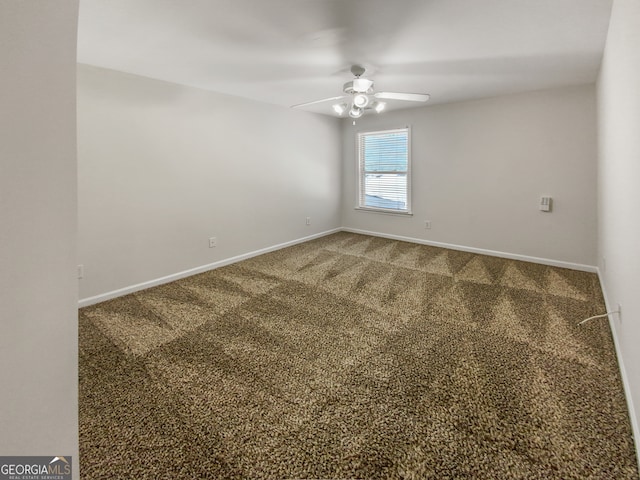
[357,128,410,212]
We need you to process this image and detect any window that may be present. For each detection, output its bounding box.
[357,127,411,214]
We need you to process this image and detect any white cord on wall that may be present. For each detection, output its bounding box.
[577,309,621,326]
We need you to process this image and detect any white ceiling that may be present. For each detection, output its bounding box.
[77,0,613,115]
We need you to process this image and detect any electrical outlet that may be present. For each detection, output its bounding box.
[425,220,431,230]
[209,237,217,248]
[77,264,84,279]
[306,217,311,226]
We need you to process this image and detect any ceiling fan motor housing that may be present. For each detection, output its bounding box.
[343,78,374,94]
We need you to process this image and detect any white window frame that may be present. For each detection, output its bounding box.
[355,127,412,215]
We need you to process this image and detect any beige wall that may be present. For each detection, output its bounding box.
[342,85,598,268]
[79,71,600,301]
[597,0,640,452]
[77,65,342,300]
[0,0,79,476]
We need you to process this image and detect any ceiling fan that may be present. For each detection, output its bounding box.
[291,65,430,118]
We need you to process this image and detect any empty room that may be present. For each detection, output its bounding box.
[2,0,640,478]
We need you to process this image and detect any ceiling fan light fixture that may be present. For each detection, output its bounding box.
[332,103,347,115]
[353,93,369,108]
[349,105,363,118]
[374,101,386,113]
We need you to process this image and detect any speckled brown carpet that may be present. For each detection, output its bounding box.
[79,232,638,479]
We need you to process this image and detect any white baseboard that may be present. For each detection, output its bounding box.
[342,227,597,273]
[81,226,597,308]
[78,228,341,308]
[596,268,640,471]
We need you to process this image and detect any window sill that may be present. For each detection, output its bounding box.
[354,207,413,217]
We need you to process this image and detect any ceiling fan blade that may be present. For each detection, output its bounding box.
[374,92,430,102]
[291,96,346,109]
